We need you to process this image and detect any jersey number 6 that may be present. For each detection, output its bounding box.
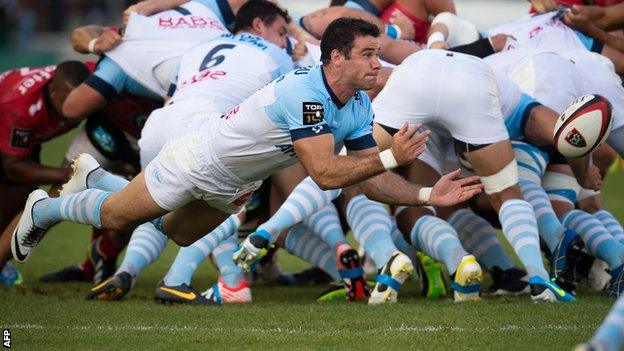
[199,44,236,71]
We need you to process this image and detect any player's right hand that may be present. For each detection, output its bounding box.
[93,30,122,54]
[390,122,430,166]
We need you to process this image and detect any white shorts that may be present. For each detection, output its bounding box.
[508,52,582,113]
[144,127,262,214]
[418,132,459,175]
[138,98,223,169]
[373,50,509,145]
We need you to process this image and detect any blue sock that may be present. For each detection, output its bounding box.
[519,179,566,253]
[590,295,624,351]
[87,168,129,192]
[562,210,624,269]
[448,209,515,271]
[164,215,240,286]
[346,194,396,270]
[411,215,467,275]
[303,203,346,249]
[117,223,168,277]
[33,189,111,228]
[284,224,341,282]
[389,219,418,262]
[499,199,548,279]
[258,176,342,242]
[213,235,244,287]
[595,210,624,244]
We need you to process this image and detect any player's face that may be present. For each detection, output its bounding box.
[344,36,381,90]
[258,16,288,49]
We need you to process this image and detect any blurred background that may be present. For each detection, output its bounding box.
[0,0,530,70]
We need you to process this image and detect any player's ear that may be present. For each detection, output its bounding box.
[330,48,344,65]
[251,17,265,35]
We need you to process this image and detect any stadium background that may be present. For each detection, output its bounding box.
[0,1,623,350]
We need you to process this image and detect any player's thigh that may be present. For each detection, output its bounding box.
[270,162,308,202]
[163,200,230,246]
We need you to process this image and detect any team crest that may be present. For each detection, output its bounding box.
[564,128,587,148]
[302,102,324,125]
[11,128,32,148]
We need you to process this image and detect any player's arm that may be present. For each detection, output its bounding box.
[424,0,456,15]
[351,147,483,207]
[1,153,70,185]
[293,123,426,190]
[70,25,122,55]
[564,6,624,53]
[123,0,188,24]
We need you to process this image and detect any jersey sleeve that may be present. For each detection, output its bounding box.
[85,57,126,101]
[344,92,376,150]
[0,109,35,156]
[278,84,331,142]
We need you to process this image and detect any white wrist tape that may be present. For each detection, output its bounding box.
[339,146,347,156]
[88,38,98,53]
[418,187,432,204]
[379,149,399,170]
[426,31,446,48]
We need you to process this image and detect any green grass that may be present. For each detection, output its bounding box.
[1,131,624,350]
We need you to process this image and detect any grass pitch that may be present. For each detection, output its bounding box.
[1,130,623,350]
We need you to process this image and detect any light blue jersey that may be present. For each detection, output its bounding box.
[209,65,376,182]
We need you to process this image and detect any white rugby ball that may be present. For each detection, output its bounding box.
[553,94,613,158]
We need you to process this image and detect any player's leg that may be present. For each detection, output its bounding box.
[575,295,624,351]
[203,236,250,303]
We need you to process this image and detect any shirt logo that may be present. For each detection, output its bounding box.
[11,128,32,148]
[302,102,324,125]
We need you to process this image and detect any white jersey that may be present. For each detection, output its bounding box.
[105,1,228,97]
[487,12,596,55]
[485,49,584,113]
[171,33,293,112]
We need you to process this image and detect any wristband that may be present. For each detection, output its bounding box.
[379,149,398,170]
[385,24,402,40]
[418,187,432,204]
[88,38,98,53]
[426,31,446,48]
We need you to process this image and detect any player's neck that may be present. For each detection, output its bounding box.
[321,65,357,107]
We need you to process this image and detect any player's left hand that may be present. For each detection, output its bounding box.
[428,169,483,207]
[291,41,308,61]
[578,164,603,191]
[563,5,594,33]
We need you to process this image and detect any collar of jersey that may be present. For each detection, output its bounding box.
[320,66,346,110]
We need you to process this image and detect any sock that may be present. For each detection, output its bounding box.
[87,168,129,192]
[448,209,515,271]
[562,210,624,269]
[32,189,111,228]
[410,215,467,275]
[519,179,566,253]
[389,219,418,262]
[163,215,240,286]
[499,199,549,280]
[303,203,346,249]
[257,176,342,242]
[346,194,396,270]
[284,224,341,283]
[116,223,168,277]
[95,230,121,260]
[589,295,624,351]
[212,235,244,287]
[595,210,624,244]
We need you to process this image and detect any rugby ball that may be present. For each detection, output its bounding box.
[553,94,613,158]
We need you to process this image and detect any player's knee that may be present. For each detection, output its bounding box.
[99,201,137,232]
[170,234,194,247]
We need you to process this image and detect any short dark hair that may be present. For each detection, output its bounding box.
[329,0,347,5]
[232,0,291,34]
[320,18,380,65]
[55,60,90,87]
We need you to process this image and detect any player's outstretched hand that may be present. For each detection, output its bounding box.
[391,122,430,166]
[429,169,483,207]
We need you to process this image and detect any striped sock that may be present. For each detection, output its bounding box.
[562,210,624,269]
[411,215,467,275]
[116,223,168,277]
[257,176,342,242]
[213,235,244,287]
[284,224,341,282]
[499,199,548,279]
[590,295,624,351]
[303,203,346,249]
[32,189,111,228]
[519,179,566,253]
[448,209,515,271]
[389,219,418,262]
[164,215,240,286]
[347,194,396,270]
[87,168,129,192]
[595,210,624,244]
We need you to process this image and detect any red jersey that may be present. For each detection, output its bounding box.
[94,94,161,139]
[0,66,73,156]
